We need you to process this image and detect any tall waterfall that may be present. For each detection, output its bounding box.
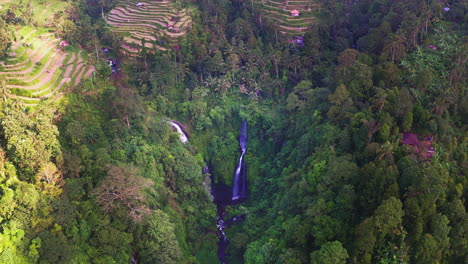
[232,120,247,200]
[207,121,248,263]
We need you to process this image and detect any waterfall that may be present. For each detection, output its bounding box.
[232,120,247,201]
[208,121,248,264]
[203,165,210,174]
[203,164,213,199]
[168,121,188,143]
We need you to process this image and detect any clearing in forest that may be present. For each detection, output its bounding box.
[0,0,94,106]
[0,0,69,27]
[0,26,94,106]
[258,0,318,41]
[105,0,192,56]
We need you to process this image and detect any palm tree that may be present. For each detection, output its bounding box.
[376,141,397,164]
[363,119,381,143]
[384,33,407,63]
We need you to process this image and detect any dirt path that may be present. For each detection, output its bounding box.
[279,24,308,31]
[84,67,95,78]
[66,52,76,64]
[107,12,168,28]
[73,64,87,86]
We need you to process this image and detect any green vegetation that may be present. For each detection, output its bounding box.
[0,0,466,263]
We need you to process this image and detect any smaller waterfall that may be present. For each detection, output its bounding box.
[203,165,213,199]
[203,165,210,174]
[168,121,188,143]
[232,121,247,201]
[216,208,228,264]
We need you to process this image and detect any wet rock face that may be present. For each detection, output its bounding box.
[232,120,247,201]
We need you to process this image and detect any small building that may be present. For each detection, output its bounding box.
[290,10,300,17]
[59,40,69,47]
[402,133,419,145]
[108,59,117,73]
[135,3,144,7]
[401,133,436,160]
[295,36,304,47]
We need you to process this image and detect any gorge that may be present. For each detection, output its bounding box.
[211,120,248,263]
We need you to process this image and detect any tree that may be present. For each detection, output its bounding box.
[286,80,313,113]
[36,162,64,196]
[139,210,181,264]
[0,221,28,264]
[335,49,373,101]
[1,104,61,180]
[244,240,276,264]
[383,33,407,62]
[327,84,354,123]
[0,17,12,58]
[428,214,451,262]
[354,218,376,263]
[372,197,404,241]
[21,0,34,25]
[310,241,349,264]
[94,164,153,221]
[413,234,438,264]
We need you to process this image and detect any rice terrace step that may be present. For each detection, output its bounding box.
[0,0,95,106]
[258,0,319,40]
[105,0,193,55]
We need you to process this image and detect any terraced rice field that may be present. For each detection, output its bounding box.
[259,0,318,38]
[0,0,69,27]
[0,27,94,106]
[106,0,192,56]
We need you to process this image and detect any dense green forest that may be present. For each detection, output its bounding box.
[0,0,466,263]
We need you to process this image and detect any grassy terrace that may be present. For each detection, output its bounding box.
[258,0,318,38]
[0,26,93,106]
[0,0,95,106]
[105,0,192,56]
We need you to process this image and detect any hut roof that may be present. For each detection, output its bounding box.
[59,40,69,47]
[402,133,419,145]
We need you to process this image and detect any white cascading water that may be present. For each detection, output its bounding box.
[232,120,247,201]
[232,154,244,200]
[207,121,248,264]
[168,121,188,143]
